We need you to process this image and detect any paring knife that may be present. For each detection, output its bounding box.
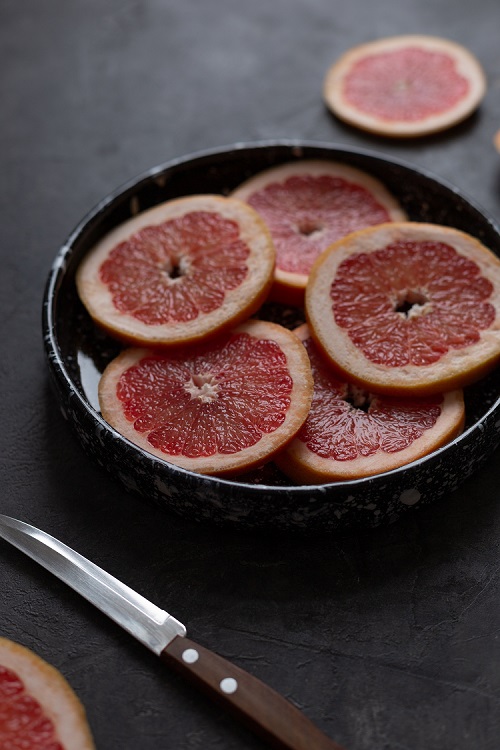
[0,515,345,750]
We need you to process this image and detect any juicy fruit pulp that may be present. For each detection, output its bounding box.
[243,173,393,276]
[231,160,406,305]
[300,339,445,458]
[0,665,64,749]
[76,195,275,346]
[276,327,465,483]
[118,335,292,457]
[331,238,495,367]
[0,638,95,750]
[100,210,250,325]
[306,222,500,395]
[98,320,313,475]
[323,35,486,137]
[342,46,469,122]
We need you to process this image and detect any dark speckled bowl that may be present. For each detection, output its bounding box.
[42,141,500,532]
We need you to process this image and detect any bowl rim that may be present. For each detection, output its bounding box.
[42,138,500,496]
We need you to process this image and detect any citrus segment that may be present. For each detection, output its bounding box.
[0,637,95,750]
[306,222,500,395]
[231,160,406,305]
[76,195,275,346]
[98,319,313,476]
[275,325,465,483]
[323,35,486,137]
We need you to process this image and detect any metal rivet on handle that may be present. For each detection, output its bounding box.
[182,648,199,664]
[220,677,238,694]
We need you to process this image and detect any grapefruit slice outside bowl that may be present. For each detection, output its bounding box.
[231,159,406,306]
[43,142,500,532]
[98,320,313,477]
[306,222,500,397]
[76,194,275,347]
[0,637,95,750]
[323,35,486,138]
[275,325,465,484]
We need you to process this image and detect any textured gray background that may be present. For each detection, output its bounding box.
[2,1,500,748]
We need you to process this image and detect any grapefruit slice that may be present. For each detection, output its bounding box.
[98,319,313,476]
[306,222,500,396]
[0,637,95,750]
[275,325,465,483]
[76,195,275,347]
[323,35,486,137]
[231,160,406,306]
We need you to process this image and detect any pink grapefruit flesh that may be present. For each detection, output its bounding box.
[306,222,500,395]
[76,195,275,347]
[0,637,95,750]
[324,35,486,137]
[275,325,465,483]
[98,319,313,476]
[231,160,406,305]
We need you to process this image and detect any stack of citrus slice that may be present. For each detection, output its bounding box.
[78,194,314,476]
[75,169,500,484]
[284,222,500,484]
[0,637,95,750]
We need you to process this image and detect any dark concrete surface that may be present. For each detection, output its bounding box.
[2,1,500,748]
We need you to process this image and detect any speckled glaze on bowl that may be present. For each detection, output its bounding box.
[42,141,500,532]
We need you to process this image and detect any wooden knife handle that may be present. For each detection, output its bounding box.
[161,635,346,750]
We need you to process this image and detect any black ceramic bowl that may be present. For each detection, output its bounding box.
[43,141,500,533]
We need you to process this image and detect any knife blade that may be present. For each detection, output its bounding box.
[0,514,346,750]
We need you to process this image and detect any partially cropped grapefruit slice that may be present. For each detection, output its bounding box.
[306,222,500,395]
[76,195,275,347]
[231,160,406,306]
[0,637,95,750]
[98,319,313,476]
[323,35,486,137]
[275,325,465,483]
